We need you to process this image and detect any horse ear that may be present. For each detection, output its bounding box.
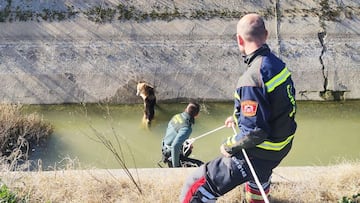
[137,81,154,90]
[147,83,154,89]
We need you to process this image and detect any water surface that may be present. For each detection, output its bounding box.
[24,101,360,169]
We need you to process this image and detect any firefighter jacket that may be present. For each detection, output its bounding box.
[162,112,194,167]
[223,44,297,161]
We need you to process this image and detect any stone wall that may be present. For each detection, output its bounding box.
[0,0,359,104]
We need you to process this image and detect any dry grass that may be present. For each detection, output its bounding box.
[0,104,53,170]
[0,162,359,203]
[270,162,360,203]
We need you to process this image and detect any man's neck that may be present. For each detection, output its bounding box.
[245,42,265,55]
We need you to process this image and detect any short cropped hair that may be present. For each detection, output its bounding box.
[186,102,200,117]
[238,14,267,42]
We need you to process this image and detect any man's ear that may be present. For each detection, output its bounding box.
[264,30,269,40]
[237,34,244,46]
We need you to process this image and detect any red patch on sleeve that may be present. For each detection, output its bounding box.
[241,100,258,117]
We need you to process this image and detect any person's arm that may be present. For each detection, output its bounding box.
[222,86,270,155]
[171,127,192,167]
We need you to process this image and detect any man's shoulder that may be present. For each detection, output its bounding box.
[237,60,263,88]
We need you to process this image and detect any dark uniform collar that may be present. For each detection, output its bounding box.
[243,44,270,66]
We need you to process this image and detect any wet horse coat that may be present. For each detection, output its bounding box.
[136,82,156,126]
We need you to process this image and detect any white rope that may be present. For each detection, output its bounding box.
[183,125,226,155]
[231,126,270,203]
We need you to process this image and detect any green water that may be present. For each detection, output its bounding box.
[24,101,360,169]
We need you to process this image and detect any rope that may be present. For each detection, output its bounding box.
[231,126,270,203]
[182,125,226,155]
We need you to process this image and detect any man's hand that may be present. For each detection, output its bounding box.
[224,116,235,128]
[220,144,231,157]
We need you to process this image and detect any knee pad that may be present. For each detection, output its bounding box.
[244,181,270,203]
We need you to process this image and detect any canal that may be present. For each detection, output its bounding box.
[24,100,360,169]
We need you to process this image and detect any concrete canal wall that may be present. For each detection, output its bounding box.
[0,0,360,104]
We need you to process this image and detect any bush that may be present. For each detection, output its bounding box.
[339,193,360,203]
[0,183,17,203]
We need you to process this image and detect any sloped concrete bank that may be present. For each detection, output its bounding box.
[0,0,360,104]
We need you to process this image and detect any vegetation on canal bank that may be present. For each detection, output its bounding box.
[0,161,359,202]
[1,0,356,23]
[0,104,53,171]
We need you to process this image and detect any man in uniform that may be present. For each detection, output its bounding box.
[161,102,203,168]
[180,13,297,203]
